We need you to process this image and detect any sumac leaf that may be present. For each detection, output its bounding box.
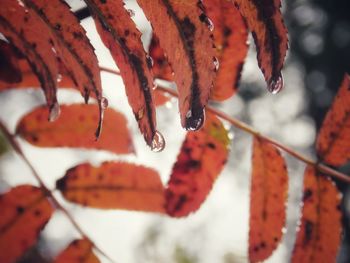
[16,104,134,154]
[165,112,230,217]
[205,0,248,101]
[55,238,99,263]
[233,0,288,93]
[316,74,350,166]
[0,185,54,263]
[86,0,158,147]
[0,40,22,84]
[137,0,216,130]
[249,137,288,262]
[291,166,342,263]
[56,162,165,213]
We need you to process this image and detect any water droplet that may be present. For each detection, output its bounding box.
[213,57,220,71]
[101,97,108,109]
[127,9,135,17]
[151,131,165,152]
[185,109,205,131]
[146,55,154,68]
[152,84,158,90]
[136,108,144,120]
[57,74,62,83]
[267,73,284,94]
[49,102,60,122]
[206,18,214,32]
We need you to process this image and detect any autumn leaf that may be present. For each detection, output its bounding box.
[0,185,54,263]
[316,74,350,166]
[16,104,134,154]
[165,112,230,217]
[204,0,248,101]
[0,40,22,84]
[249,137,288,262]
[55,238,99,263]
[86,0,159,148]
[56,162,165,213]
[137,0,216,130]
[233,0,288,93]
[291,166,342,263]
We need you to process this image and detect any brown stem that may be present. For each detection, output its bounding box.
[0,121,116,263]
[99,67,350,182]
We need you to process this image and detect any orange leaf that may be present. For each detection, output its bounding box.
[55,238,99,263]
[205,0,248,101]
[165,112,230,217]
[86,0,158,148]
[16,104,134,154]
[137,0,216,130]
[291,166,342,263]
[0,0,59,115]
[56,162,165,213]
[233,0,288,93]
[249,137,288,262]
[0,40,22,84]
[316,74,350,166]
[0,185,54,263]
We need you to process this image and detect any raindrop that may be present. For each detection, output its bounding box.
[185,109,205,131]
[57,74,62,83]
[127,9,135,17]
[267,73,284,94]
[49,102,60,122]
[213,57,220,71]
[146,55,154,68]
[151,131,165,152]
[101,97,108,110]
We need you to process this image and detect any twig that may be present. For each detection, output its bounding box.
[99,66,350,183]
[0,121,116,263]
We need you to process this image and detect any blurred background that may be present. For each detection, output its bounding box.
[0,0,349,262]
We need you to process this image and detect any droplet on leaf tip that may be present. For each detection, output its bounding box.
[49,102,60,122]
[185,109,205,131]
[267,73,284,94]
[151,131,165,152]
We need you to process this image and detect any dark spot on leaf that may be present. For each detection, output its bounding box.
[303,188,313,201]
[303,220,314,245]
[17,206,25,214]
[207,142,216,149]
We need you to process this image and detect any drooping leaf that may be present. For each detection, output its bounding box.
[85,0,158,148]
[137,0,216,130]
[16,104,134,154]
[55,238,99,263]
[0,40,22,84]
[249,137,288,262]
[0,0,59,116]
[233,0,288,93]
[148,33,174,81]
[316,74,350,166]
[56,162,165,213]
[291,166,342,263]
[204,0,248,101]
[0,185,54,263]
[165,112,230,217]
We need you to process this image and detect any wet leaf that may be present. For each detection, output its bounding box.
[86,0,158,147]
[137,0,216,130]
[233,0,288,93]
[249,137,288,262]
[291,166,342,263]
[205,0,248,101]
[16,104,134,154]
[165,112,230,217]
[56,162,165,213]
[55,238,99,263]
[0,185,54,263]
[0,40,22,84]
[316,74,350,166]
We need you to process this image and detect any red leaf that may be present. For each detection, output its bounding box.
[249,137,288,262]
[55,238,99,263]
[205,0,248,101]
[137,0,216,130]
[86,0,159,148]
[291,166,342,263]
[233,0,288,93]
[0,40,22,84]
[0,185,54,263]
[56,162,165,213]
[316,74,350,166]
[165,112,230,217]
[16,104,134,154]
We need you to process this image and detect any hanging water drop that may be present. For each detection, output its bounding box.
[151,131,165,152]
[213,57,220,71]
[101,97,108,110]
[49,102,60,122]
[57,74,62,83]
[267,73,284,94]
[127,9,135,17]
[185,109,205,131]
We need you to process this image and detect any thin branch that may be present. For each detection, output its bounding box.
[99,66,350,183]
[0,121,116,263]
